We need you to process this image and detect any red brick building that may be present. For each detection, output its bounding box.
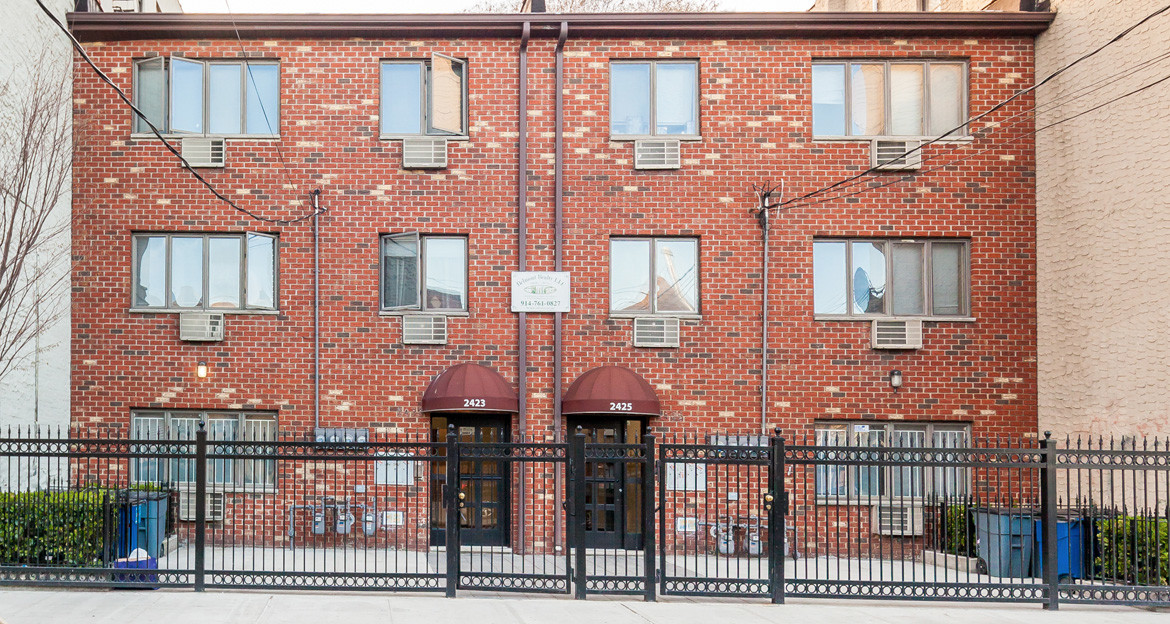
[68,10,1051,550]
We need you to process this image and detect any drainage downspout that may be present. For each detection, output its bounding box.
[517,19,531,552]
[759,203,769,436]
[553,20,568,551]
[312,189,322,431]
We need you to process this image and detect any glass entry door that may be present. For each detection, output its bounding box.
[571,418,645,550]
[430,414,509,546]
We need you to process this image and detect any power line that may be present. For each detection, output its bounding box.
[33,0,321,226]
[771,0,1170,211]
[782,48,1170,209]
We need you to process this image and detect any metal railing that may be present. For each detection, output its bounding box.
[0,425,1166,607]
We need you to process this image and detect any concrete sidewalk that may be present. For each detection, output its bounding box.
[0,589,1164,624]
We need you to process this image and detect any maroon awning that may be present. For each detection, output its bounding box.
[562,366,661,417]
[421,363,519,413]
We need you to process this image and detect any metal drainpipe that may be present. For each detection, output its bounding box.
[312,189,322,431]
[759,203,769,436]
[517,19,531,552]
[553,20,568,552]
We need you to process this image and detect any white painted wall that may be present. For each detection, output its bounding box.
[0,0,75,441]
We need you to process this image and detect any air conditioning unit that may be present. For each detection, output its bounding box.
[402,315,448,345]
[871,504,924,536]
[402,137,448,169]
[181,137,226,168]
[633,139,681,170]
[179,312,225,342]
[871,139,922,171]
[633,316,680,348]
[178,491,225,522]
[871,318,923,350]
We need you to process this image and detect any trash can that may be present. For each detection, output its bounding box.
[115,499,142,559]
[112,548,158,588]
[1033,516,1085,580]
[973,508,1037,578]
[125,491,170,558]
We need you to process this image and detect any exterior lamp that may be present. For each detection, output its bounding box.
[889,369,903,391]
[196,360,208,378]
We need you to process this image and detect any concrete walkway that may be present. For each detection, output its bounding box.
[0,588,1164,624]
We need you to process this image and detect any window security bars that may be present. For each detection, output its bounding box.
[0,427,1166,608]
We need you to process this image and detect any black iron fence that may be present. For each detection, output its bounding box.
[0,426,1166,608]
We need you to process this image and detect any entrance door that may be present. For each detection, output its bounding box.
[571,418,645,550]
[430,414,509,546]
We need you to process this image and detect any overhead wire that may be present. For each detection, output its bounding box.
[770,0,1170,211]
[33,0,321,226]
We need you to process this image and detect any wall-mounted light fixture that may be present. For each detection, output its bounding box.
[196,360,208,378]
[889,369,903,391]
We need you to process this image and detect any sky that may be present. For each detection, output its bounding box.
[180,0,816,13]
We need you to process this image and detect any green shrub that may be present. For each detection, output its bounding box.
[1096,516,1170,586]
[941,504,977,557]
[0,491,105,567]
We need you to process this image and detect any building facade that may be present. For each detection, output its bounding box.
[68,10,1050,548]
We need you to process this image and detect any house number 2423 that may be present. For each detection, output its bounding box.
[463,399,486,408]
[609,402,633,412]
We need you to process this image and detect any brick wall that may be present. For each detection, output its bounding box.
[71,33,1038,449]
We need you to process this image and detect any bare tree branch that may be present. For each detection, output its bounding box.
[468,0,724,13]
[0,61,73,384]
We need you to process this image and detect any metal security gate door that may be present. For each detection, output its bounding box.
[658,434,784,602]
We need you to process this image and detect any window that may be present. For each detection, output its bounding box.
[812,60,966,138]
[133,58,280,136]
[380,55,468,137]
[610,237,699,315]
[381,234,467,312]
[813,239,968,318]
[610,60,699,138]
[814,422,970,500]
[132,233,278,311]
[131,411,277,489]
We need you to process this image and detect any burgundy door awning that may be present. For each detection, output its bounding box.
[562,366,661,417]
[421,363,519,413]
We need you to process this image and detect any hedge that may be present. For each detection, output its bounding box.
[941,504,977,558]
[0,491,105,567]
[1096,516,1170,586]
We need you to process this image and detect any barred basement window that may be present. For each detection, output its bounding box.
[132,233,278,311]
[814,422,970,500]
[131,411,277,489]
[132,57,280,136]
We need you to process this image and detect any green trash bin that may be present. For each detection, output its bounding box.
[973,508,1037,578]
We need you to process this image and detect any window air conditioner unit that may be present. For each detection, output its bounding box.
[181,137,226,168]
[633,139,681,170]
[402,315,448,345]
[402,137,448,169]
[179,312,225,342]
[178,492,225,522]
[633,316,680,348]
[871,319,923,350]
[871,139,922,171]
[871,504,924,536]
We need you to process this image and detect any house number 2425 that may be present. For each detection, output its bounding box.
[463,399,486,408]
[609,402,633,412]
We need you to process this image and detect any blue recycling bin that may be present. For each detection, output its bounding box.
[973,508,1037,578]
[113,555,158,588]
[1033,517,1085,580]
[115,501,142,559]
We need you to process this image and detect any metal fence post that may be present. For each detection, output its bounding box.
[768,433,786,604]
[642,433,656,602]
[571,430,587,600]
[445,428,460,598]
[1040,431,1059,610]
[194,422,207,592]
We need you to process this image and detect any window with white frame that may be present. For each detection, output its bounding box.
[131,411,277,489]
[380,56,468,137]
[133,57,280,136]
[380,234,467,312]
[610,237,699,315]
[132,233,277,311]
[814,422,971,500]
[813,239,968,318]
[811,60,966,138]
[610,60,699,138]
